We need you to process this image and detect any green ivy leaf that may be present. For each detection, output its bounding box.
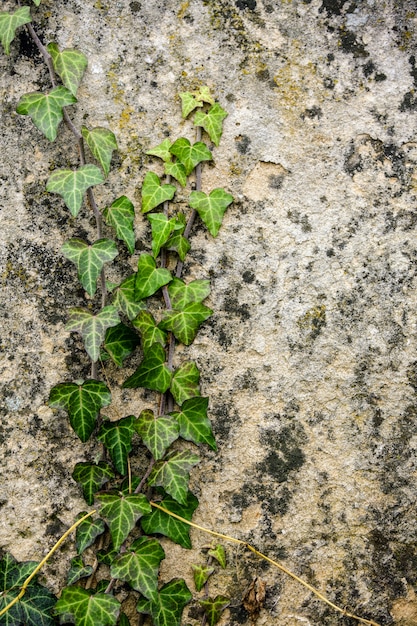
[75,513,106,555]
[179,92,204,118]
[199,596,230,626]
[16,86,77,142]
[117,614,130,626]
[164,161,187,187]
[194,103,228,146]
[123,342,172,392]
[135,409,179,460]
[47,43,88,96]
[208,544,226,569]
[189,188,233,237]
[67,556,94,585]
[0,552,56,626]
[132,311,167,352]
[141,492,199,549]
[96,493,151,551]
[102,196,135,254]
[159,302,213,345]
[164,227,190,262]
[170,361,201,406]
[0,7,31,55]
[97,548,118,567]
[172,397,216,450]
[141,172,176,214]
[61,238,118,296]
[46,164,105,217]
[136,578,192,626]
[54,587,120,626]
[192,565,214,592]
[103,323,139,367]
[72,462,114,506]
[148,450,200,504]
[97,415,136,475]
[168,278,211,309]
[146,139,172,162]
[112,274,145,321]
[49,380,111,442]
[169,138,212,175]
[32,0,41,5]
[110,536,165,602]
[82,126,118,177]
[135,254,172,300]
[196,86,215,105]
[66,306,120,363]
[147,213,183,258]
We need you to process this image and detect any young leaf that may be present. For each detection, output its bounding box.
[0,7,31,55]
[147,213,178,258]
[172,396,216,450]
[141,492,199,549]
[96,493,151,551]
[136,578,192,626]
[189,188,233,237]
[164,161,187,187]
[146,138,172,162]
[169,138,212,175]
[159,302,213,345]
[123,342,172,392]
[164,232,190,262]
[110,536,165,602]
[97,415,136,475]
[196,85,215,105]
[179,91,204,118]
[192,565,214,592]
[170,361,201,405]
[61,238,118,296]
[135,409,179,460]
[54,587,120,626]
[32,0,42,5]
[75,513,106,555]
[112,274,145,321]
[46,164,105,217]
[103,323,140,367]
[168,278,211,309]
[103,196,135,254]
[47,43,88,96]
[199,596,230,626]
[208,544,226,569]
[82,126,118,177]
[132,311,167,351]
[72,462,115,506]
[141,171,176,214]
[49,380,111,442]
[67,556,94,585]
[66,306,120,363]
[148,450,200,504]
[194,103,228,146]
[16,86,77,142]
[135,253,172,300]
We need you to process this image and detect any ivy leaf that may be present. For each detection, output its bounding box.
[147,213,179,258]
[146,139,172,162]
[141,492,199,549]
[169,138,212,175]
[194,103,228,146]
[135,409,179,460]
[47,43,88,96]
[46,164,105,217]
[159,302,213,345]
[164,215,190,261]
[97,415,136,475]
[164,161,187,187]
[16,86,77,142]
[172,397,216,450]
[72,462,114,506]
[136,578,192,626]
[66,306,120,363]
[141,171,176,214]
[54,587,120,626]
[49,380,111,442]
[96,493,151,551]
[168,278,211,309]
[67,556,93,585]
[110,536,165,602]
[199,596,230,626]
[189,188,233,237]
[132,311,167,352]
[102,196,135,254]
[148,450,200,504]
[118,614,130,626]
[0,7,32,55]
[208,544,226,569]
[123,342,172,393]
[192,565,214,592]
[61,238,118,296]
[82,126,118,177]
[196,86,215,105]
[135,254,172,300]
[112,274,145,321]
[103,323,139,367]
[179,92,204,118]
[170,361,200,405]
[32,0,41,5]
[0,552,56,626]
[75,513,106,555]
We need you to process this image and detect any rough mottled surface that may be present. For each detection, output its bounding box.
[1,0,417,624]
